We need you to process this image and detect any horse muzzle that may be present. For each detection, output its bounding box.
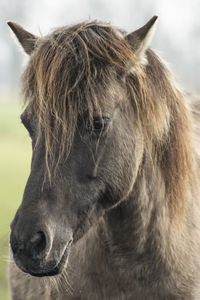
[10,224,73,277]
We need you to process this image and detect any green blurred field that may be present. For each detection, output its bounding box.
[0,101,31,299]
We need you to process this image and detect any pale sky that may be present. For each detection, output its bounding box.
[1,0,200,93]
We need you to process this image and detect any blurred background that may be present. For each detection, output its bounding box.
[0,0,199,298]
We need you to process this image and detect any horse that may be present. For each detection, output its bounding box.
[7,16,200,299]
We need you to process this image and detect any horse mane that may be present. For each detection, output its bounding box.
[22,21,138,174]
[135,50,197,217]
[22,20,197,217]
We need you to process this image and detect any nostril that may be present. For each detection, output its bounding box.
[30,231,47,259]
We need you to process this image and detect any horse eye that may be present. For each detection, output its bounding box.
[87,117,109,133]
[93,117,109,132]
[93,118,103,131]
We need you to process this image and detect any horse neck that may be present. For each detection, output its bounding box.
[103,154,200,261]
[100,156,200,299]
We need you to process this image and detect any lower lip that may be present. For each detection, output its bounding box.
[30,268,59,277]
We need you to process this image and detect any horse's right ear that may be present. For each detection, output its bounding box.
[7,21,37,55]
[125,16,158,62]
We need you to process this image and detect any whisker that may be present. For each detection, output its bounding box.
[0,255,13,263]
[62,271,74,296]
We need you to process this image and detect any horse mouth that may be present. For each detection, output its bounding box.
[29,240,73,277]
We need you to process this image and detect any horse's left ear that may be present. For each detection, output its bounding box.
[125,16,158,62]
[7,21,38,55]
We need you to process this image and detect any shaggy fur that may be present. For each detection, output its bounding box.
[22,21,196,216]
[8,18,200,299]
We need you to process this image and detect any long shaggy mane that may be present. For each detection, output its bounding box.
[22,20,197,216]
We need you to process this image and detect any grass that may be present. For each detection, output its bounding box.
[0,101,31,300]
